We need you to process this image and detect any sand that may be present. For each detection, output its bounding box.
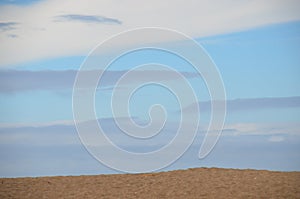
[0,168,299,198]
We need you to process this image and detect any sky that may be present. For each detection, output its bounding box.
[0,0,300,177]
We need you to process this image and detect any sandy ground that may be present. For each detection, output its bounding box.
[0,168,299,198]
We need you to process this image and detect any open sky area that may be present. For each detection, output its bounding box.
[0,0,300,177]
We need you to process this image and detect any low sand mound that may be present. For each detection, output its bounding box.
[1,168,299,198]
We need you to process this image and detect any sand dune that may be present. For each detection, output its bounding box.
[1,168,299,198]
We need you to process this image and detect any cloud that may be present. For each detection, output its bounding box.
[1,119,299,177]
[54,14,122,25]
[182,96,300,113]
[268,136,285,142]
[0,70,76,92]
[0,69,200,93]
[223,122,300,137]
[1,118,299,149]
[0,120,74,128]
[0,116,174,149]
[0,123,79,146]
[0,0,300,66]
[226,97,300,110]
[7,34,18,38]
[0,22,18,32]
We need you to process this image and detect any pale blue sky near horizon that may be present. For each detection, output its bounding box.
[0,0,300,177]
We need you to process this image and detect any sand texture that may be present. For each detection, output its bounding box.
[1,168,299,198]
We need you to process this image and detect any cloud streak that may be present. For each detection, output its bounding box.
[54,14,122,25]
[0,22,18,32]
[1,0,300,66]
[1,118,299,148]
[182,97,300,113]
[223,122,300,137]
[0,69,200,93]
[0,70,76,92]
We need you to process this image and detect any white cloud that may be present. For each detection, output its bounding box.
[0,0,300,67]
[268,135,285,142]
[224,122,300,136]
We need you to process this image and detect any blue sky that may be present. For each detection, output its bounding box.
[0,0,300,177]
[0,0,42,6]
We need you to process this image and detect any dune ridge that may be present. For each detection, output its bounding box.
[1,167,299,198]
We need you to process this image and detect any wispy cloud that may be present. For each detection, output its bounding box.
[0,70,76,92]
[0,69,199,93]
[1,118,299,148]
[268,135,285,142]
[0,22,18,32]
[226,97,300,110]
[1,0,300,66]
[7,34,18,38]
[54,14,122,25]
[0,123,79,146]
[182,97,300,112]
[223,122,300,137]
[0,118,299,176]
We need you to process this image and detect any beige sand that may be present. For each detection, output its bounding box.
[1,168,299,198]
